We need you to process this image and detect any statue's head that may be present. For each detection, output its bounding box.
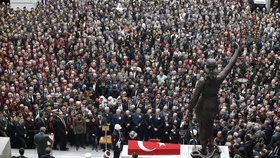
[205,58,218,80]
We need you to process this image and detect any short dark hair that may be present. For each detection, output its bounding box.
[45,147,52,154]
[132,152,138,158]
[19,148,24,156]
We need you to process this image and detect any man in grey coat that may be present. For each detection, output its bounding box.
[34,127,53,158]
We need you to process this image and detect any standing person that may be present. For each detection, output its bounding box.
[87,116,99,151]
[0,111,8,137]
[25,114,35,149]
[112,124,123,158]
[16,118,27,148]
[73,112,86,150]
[123,110,132,143]
[188,43,241,155]
[34,127,53,158]
[35,113,47,132]
[132,108,144,140]
[111,109,124,128]
[162,115,172,143]
[151,108,163,140]
[53,112,68,151]
[144,109,153,141]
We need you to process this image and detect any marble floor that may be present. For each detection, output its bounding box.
[11,146,108,158]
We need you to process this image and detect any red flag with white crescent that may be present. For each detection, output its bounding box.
[128,140,180,155]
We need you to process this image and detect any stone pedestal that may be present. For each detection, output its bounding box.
[0,137,11,158]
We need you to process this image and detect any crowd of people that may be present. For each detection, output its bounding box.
[0,0,279,157]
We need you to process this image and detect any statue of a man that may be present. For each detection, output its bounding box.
[188,43,241,155]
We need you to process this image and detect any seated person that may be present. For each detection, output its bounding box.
[41,147,55,158]
[17,148,27,158]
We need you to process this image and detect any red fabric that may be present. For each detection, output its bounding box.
[128,140,180,155]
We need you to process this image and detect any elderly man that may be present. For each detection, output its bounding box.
[34,127,53,158]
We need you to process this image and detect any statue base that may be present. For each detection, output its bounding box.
[190,145,221,158]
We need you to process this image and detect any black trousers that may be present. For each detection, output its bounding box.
[113,147,121,158]
[75,133,85,147]
[17,136,26,148]
[58,133,67,150]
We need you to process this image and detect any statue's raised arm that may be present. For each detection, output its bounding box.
[217,43,241,82]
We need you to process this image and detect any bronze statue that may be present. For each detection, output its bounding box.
[188,43,241,157]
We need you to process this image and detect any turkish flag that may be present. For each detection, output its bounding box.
[128,140,180,155]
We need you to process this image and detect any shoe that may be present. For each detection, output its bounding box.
[81,146,86,149]
[76,146,79,150]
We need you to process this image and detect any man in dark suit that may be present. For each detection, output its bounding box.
[112,124,123,158]
[0,111,8,137]
[270,126,280,148]
[151,108,163,139]
[132,108,144,140]
[53,112,68,151]
[40,147,55,158]
[144,109,153,141]
[16,118,27,148]
[111,109,124,128]
[34,127,53,158]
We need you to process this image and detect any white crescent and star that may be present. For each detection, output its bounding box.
[137,141,166,152]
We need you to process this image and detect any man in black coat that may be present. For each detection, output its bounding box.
[34,127,53,158]
[16,118,27,148]
[53,112,68,151]
[35,113,47,132]
[144,109,153,141]
[151,108,163,140]
[112,124,123,158]
[25,115,35,149]
[270,126,280,148]
[0,111,8,137]
[87,116,99,151]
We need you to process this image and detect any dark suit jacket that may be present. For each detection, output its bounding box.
[112,130,123,150]
[16,124,26,138]
[270,132,280,148]
[54,117,67,135]
[34,132,53,155]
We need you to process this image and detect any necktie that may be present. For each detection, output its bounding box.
[60,117,66,128]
